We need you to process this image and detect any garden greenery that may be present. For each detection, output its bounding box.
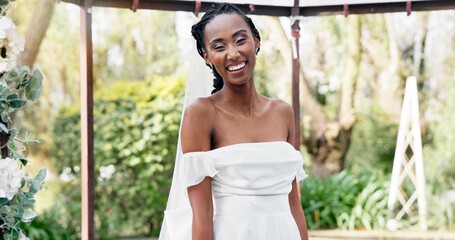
[50,76,184,238]
[301,170,389,230]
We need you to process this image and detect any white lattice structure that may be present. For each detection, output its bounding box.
[387,76,427,231]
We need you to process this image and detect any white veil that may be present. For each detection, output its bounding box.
[158,13,213,240]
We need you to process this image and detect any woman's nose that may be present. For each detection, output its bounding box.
[227,45,240,60]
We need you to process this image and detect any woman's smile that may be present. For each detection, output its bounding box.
[227,61,246,72]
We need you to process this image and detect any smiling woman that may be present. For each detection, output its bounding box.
[159,3,309,240]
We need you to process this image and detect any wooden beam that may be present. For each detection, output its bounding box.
[80,0,95,239]
[291,0,300,149]
[300,1,455,16]
[60,0,455,16]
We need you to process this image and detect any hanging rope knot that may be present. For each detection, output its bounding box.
[194,0,201,17]
[248,4,255,14]
[291,27,300,59]
[291,29,300,39]
[131,0,139,12]
[343,4,349,17]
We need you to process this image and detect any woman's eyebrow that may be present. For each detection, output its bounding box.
[209,29,248,45]
[232,29,248,37]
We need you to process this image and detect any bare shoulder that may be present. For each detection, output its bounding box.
[184,97,216,119]
[267,98,294,118]
[181,97,216,153]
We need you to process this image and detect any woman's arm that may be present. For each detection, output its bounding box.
[289,179,309,240]
[181,99,214,240]
[188,177,213,240]
[283,102,309,240]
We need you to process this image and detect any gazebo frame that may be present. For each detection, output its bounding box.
[59,0,455,239]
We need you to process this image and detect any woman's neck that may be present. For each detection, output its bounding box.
[219,81,261,117]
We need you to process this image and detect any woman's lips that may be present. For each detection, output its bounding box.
[226,61,247,72]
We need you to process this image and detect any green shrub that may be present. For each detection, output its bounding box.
[301,170,389,230]
[337,172,389,230]
[345,104,397,174]
[21,207,71,240]
[50,76,184,238]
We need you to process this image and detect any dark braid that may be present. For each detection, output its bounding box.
[191,3,261,94]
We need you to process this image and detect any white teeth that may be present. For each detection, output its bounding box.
[227,62,246,71]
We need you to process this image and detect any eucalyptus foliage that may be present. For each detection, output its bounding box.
[0,19,45,236]
[0,0,13,14]
[0,66,45,239]
[51,76,184,238]
[0,65,43,160]
[0,53,45,240]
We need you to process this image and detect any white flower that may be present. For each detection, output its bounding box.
[19,232,30,240]
[0,16,16,39]
[0,55,17,72]
[0,157,24,200]
[7,30,25,55]
[99,164,115,181]
[21,208,36,223]
[0,16,24,73]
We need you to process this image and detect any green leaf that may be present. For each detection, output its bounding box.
[0,98,8,105]
[3,230,19,240]
[0,122,8,133]
[8,99,27,109]
[4,66,28,87]
[25,70,43,101]
[0,84,6,94]
[18,192,35,206]
[0,197,9,205]
[29,179,42,195]
[0,0,10,7]
[8,128,16,138]
[6,93,19,100]
[34,168,47,182]
[1,112,8,122]
[19,157,28,166]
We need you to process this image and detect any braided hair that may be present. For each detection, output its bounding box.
[191,3,261,94]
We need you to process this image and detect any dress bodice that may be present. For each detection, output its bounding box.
[182,141,307,197]
[160,141,307,240]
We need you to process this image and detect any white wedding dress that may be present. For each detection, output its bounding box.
[159,141,307,240]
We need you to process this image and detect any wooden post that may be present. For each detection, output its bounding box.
[80,0,95,239]
[291,0,301,149]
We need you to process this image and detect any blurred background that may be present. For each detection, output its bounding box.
[4,0,455,239]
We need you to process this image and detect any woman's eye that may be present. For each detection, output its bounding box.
[236,38,246,44]
[214,45,225,51]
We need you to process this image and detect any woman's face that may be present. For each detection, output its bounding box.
[203,14,260,88]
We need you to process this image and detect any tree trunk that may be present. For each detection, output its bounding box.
[310,16,361,177]
[18,0,55,68]
[11,0,55,124]
[270,16,361,177]
[373,14,404,121]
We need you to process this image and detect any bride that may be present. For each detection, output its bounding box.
[159,3,308,240]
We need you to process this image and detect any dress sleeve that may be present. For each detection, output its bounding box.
[160,152,218,240]
[181,152,219,188]
[295,152,308,182]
